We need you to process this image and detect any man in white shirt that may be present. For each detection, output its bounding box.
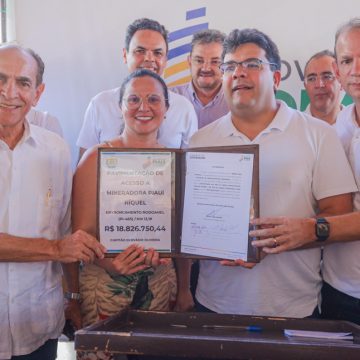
[171,29,229,129]
[250,18,360,325]
[76,18,198,158]
[303,50,343,125]
[175,28,356,318]
[0,45,106,359]
[321,18,360,324]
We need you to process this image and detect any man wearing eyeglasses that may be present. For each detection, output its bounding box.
[171,29,229,129]
[76,18,197,159]
[175,28,356,318]
[303,50,343,125]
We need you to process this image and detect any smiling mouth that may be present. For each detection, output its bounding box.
[135,116,153,122]
[141,62,157,72]
[0,103,21,109]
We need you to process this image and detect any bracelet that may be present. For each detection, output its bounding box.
[64,291,81,301]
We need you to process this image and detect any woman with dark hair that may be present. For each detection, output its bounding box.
[72,69,176,334]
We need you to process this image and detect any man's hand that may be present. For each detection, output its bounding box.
[219,258,258,269]
[250,217,316,253]
[173,288,195,312]
[54,230,106,263]
[64,299,82,330]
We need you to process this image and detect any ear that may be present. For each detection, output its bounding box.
[333,60,341,81]
[122,48,128,65]
[187,54,191,67]
[32,83,45,107]
[273,70,281,92]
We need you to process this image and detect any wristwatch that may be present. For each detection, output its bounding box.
[64,291,81,301]
[315,218,330,242]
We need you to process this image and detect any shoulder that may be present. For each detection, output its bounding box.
[283,104,334,133]
[190,114,230,146]
[170,83,189,97]
[31,124,67,150]
[89,87,120,106]
[29,109,63,137]
[168,91,193,108]
[30,125,71,166]
[336,104,355,125]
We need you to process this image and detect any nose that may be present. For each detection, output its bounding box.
[351,57,360,75]
[144,50,155,62]
[138,98,150,111]
[1,80,17,98]
[201,61,211,71]
[232,64,246,78]
[315,77,325,87]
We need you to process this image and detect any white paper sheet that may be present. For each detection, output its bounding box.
[181,151,254,260]
[284,329,353,340]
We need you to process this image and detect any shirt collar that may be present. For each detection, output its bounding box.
[189,81,223,105]
[17,118,38,147]
[0,119,37,150]
[220,100,291,138]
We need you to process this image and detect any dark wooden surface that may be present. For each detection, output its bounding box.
[75,309,360,359]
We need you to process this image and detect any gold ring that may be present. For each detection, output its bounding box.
[273,238,278,247]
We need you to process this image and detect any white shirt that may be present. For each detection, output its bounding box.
[323,104,360,299]
[0,121,72,358]
[190,101,357,317]
[303,105,339,126]
[76,87,198,149]
[334,104,359,156]
[27,108,63,137]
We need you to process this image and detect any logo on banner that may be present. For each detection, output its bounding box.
[164,7,208,87]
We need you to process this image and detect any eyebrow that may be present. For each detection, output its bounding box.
[306,71,333,77]
[16,76,32,83]
[135,46,164,52]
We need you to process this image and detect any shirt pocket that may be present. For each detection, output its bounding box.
[29,282,64,336]
[37,195,63,238]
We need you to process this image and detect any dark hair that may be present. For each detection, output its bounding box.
[125,18,168,53]
[119,68,169,108]
[304,50,335,75]
[222,28,281,71]
[335,18,360,58]
[190,29,226,53]
[0,45,45,86]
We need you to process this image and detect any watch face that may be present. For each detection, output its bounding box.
[317,223,329,237]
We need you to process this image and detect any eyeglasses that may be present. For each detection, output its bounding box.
[304,73,336,85]
[191,58,222,67]
[220,58,277,73]
[122,94,165,109]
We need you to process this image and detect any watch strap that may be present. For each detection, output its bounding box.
[64,291,81,300]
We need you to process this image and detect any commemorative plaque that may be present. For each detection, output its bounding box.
[97,145,259,262]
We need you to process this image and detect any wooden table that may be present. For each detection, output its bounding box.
[75,309,360,359]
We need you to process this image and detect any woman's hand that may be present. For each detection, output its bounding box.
[109,244,149,275]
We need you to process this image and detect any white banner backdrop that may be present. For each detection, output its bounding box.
[14,0,360,165]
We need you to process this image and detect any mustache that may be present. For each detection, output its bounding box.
[198,70,215,76]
